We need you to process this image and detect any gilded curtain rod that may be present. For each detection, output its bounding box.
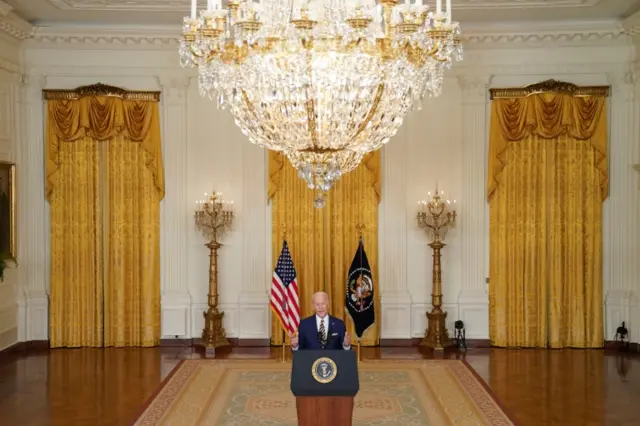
[489,79,610,100]
[43,83,161,102]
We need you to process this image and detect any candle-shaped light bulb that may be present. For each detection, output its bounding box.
[436,0,442,14]
[208,0,214,11]
[446,0,452,21]
[191,0,197,19]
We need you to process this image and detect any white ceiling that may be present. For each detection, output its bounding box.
[4,0,640,27]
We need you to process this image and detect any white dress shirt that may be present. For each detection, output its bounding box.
[316,314,328,339]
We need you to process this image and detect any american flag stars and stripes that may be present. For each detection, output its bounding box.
[270,240,300,334]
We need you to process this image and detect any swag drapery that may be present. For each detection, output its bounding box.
[488,81,609,348]
[45,85,164,348]
[268,152,381,346]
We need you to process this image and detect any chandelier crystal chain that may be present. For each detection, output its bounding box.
[179,0,462,205]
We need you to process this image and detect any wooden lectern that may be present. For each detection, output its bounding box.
[296,396,354,426]
[291,350,359,426]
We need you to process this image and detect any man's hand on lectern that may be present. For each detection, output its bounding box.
[343,332,351,348]
[289,331,299,349]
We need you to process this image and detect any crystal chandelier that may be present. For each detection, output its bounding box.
[179,0,462,204]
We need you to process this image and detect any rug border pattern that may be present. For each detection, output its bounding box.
[132,359,520,425]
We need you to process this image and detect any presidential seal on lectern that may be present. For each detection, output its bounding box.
[311,357,338,384]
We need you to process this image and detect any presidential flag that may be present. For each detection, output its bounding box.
[270,240,300,334]
[345,238,375,338]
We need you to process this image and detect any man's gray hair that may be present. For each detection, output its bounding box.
[311,292,329,303]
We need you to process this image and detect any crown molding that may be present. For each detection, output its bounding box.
[461,19,625,46]
[45,0,603,12]
[27,19,627,50]
[0,0,13,17]
[0,4,34,41]
[624,10,640,37]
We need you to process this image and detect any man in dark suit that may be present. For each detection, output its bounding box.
[290,291,351,350]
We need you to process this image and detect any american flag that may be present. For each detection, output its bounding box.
[270,240,300,334]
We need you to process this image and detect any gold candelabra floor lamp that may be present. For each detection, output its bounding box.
[195,191,235,358]
[417,189,457,350]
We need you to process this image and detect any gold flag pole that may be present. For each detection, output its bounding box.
[356,224,366,364]
[280,224,289,363]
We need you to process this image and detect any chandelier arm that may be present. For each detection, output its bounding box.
[305,95,319,148]
[189,45,205,59]
[352,83,385,142]
[304,55,319,149]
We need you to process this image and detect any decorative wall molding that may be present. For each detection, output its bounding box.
[605,290,637,341]
[0,9,34,41]
[45,0,602,12]
[623,9,640,37]
[604,69,636,297]
[157,74,192,338]
[0,60,20,79]
[0,1,13,17]
[47,0,187,11]
[238,135,270,340]
[457,74,490,339]
[378,119,411,339]
[28,20,627,50]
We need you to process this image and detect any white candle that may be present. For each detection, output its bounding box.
[436,0,442,14]
[446,0,451,20]
[208,0,213,11]
[191,0,197,19]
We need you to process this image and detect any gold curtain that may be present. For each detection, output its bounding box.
[488,87,608,348]
[46,90,164,348]
[269,152,380,346]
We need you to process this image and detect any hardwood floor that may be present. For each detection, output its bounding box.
[0,345,638,425]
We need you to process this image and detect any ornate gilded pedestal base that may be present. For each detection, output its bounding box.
[202,307,229,358]
[420,308,453,350]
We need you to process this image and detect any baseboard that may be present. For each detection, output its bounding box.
[161,338,271,347]
[0,340,49,362]
[379,338,492,348]
[4,339,638,354]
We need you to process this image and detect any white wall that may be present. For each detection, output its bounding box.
[0,8,29,350]
[15,20,640,344]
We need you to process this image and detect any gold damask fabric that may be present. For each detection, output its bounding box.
[269,151,380,346]
[488,92,606,348]
[488,94,607,202]
[46,97,164,200]
[47,96,163,348]
[49,137,104,347]
[105,136,161,347]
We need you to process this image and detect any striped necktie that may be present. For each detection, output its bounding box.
[319,318,326,343]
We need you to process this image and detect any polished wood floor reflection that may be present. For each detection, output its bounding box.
[0,345,638,425]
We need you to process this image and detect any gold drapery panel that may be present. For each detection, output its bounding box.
[488,83,608,348]
[269,152,380,346]
[47,87,163,348]
[105,136,161,347]
[49,137,104,347]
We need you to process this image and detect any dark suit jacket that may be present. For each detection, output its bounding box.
[296,315,349,350]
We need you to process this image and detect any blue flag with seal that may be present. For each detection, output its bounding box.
[345,237,375,338]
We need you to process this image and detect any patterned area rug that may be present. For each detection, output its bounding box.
[132,359,517,426]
